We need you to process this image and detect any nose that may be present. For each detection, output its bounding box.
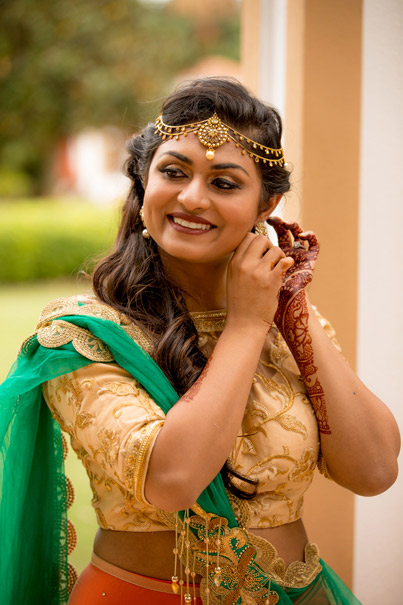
[177,177,210,212]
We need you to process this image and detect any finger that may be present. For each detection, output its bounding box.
[232,232,259,258]
[266,216,293,249]
[234,232,273,261]
[272,255,295,277]
[246,233,274,259]
[298,231,320,253]
[260,245,285,270]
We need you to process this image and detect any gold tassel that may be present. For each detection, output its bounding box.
[184,510,192,603]
[204,514,210,604]
[213,517,222,587]
[171,512,179,594]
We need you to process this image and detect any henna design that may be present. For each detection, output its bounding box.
[268,217,331,434]
[276,291,331,434]
[180,354,213,404]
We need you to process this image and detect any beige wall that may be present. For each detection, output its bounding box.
[241,0,363,588]
[241,1,403,600]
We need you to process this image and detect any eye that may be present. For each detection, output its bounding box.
[158,166,186,179]
[211,177,240,191]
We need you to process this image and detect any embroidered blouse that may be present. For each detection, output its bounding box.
[42,296,337,533]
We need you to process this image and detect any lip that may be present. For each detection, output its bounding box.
[167,214,216,235]
[169,212,215,226]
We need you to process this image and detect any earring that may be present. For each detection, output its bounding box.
[254,221,268,238]
[139,207,150,239]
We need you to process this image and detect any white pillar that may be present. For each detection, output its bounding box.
[257,0,288,115]
[354,1,403,602]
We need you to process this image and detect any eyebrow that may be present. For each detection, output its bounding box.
[159,151,250,176]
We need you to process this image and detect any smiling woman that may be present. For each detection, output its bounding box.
[0,78,399,605]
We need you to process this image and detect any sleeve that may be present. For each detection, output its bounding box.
[42,362,165,505]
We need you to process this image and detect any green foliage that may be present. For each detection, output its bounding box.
[0,198,119,282]
[0,0,240,190]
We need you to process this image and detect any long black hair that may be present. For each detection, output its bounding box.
[93,77,291,498]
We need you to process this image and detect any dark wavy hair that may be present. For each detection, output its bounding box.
[93,77,291,499]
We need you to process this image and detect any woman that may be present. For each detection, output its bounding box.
[0,78,399,604]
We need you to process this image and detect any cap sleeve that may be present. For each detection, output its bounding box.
[43,363,165,505]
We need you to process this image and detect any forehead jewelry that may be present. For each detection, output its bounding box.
[155,112,286,166]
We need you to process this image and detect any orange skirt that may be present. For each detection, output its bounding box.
[69,554,202,604]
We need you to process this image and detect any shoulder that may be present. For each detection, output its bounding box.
[36,293,152,354]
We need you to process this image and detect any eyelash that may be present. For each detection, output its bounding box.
[158,167,240,191]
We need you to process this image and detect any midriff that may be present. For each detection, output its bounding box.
[93,519,309,582]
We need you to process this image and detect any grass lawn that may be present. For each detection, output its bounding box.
[0,279,99,573]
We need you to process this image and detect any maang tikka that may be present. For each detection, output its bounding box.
[155,113,286,166]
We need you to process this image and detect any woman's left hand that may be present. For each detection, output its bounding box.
[267,216,319,299]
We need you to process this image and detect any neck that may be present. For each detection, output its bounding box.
[159,251,229,312]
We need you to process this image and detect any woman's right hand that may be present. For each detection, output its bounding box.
[226,232,294,333]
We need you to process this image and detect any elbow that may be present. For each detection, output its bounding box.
[352,461,399,497]
[145,469,204,512]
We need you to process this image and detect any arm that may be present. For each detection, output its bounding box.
[145,233,294,511]
[268,217,400,496]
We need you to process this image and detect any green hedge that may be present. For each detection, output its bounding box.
[0,198,119,283]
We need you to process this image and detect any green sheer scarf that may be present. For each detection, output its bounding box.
[0,313,358,604]
[0,314,240,604]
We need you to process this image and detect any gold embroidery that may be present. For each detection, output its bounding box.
[249,534,322,589]
[54,374,83,411]
[44,389,70,433]
[17,334,37,356]
[68,563,78,595]
[38,320,114,362]
[159,508,322,601]
[67,519,77,555]
[226,492,252,529]
[269,329,291,367]
[99,381,142,397]
[125,419,164,504]
[317,450,333,480]
[75,411,95,429]
[36,294,153,353]
[97,428,121,467]
[288,448,317,482]
[112,402,136,418]
[190,309,227,332]
[95,507,110,529]
[275,414,308,439]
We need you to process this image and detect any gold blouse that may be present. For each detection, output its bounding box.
[42,295,337,533]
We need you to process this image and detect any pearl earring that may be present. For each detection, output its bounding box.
[139,208,150,239]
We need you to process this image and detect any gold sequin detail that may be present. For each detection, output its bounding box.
[68,562,78,595]
[35,294,152,353]
[61,432,69,460]
[190,309,227,333]
[125,420,164,504]
[37,320,114,362]
[97,428,121,467]
[67,519,77,555]
[159,508,322,601]
[75,411,95,429]
[66,476,75,509]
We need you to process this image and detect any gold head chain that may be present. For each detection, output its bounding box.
[155,112,286,166]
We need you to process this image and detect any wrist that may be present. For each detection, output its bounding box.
[274,289,310,342]
[224,315,271,342]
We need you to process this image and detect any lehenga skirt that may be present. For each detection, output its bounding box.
[68,553,361,604]
[68,554,203,604]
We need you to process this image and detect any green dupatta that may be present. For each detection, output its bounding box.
[0,308,294,604]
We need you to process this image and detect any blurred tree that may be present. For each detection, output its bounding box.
[0,0,239,193]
